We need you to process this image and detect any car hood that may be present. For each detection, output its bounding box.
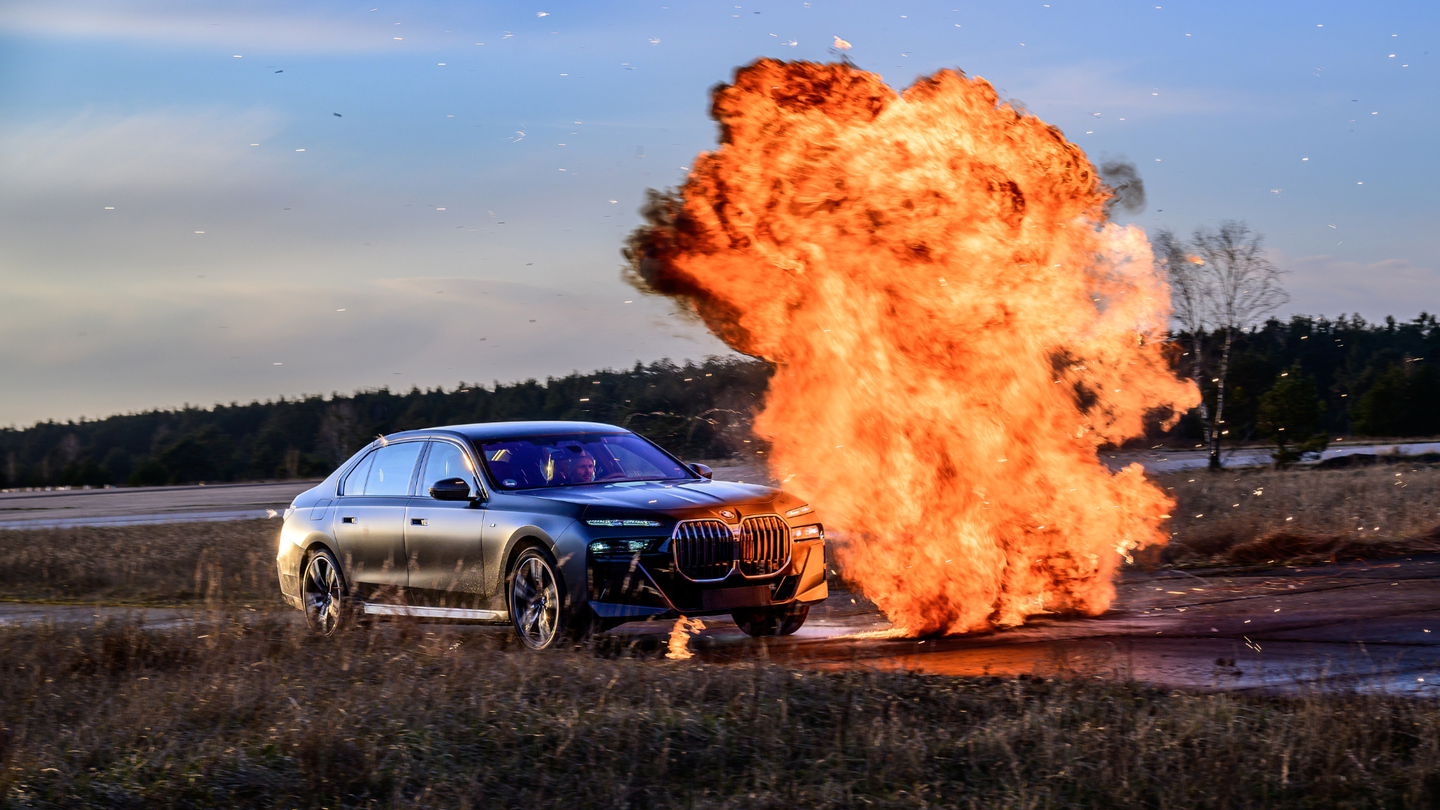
[519,479,779,511]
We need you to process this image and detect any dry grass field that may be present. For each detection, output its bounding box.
[2,614,1438,809]
[1158,462,1440,565]
[0,521,279,605]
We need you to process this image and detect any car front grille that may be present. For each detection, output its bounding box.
[672,515,794,581]
[739,515,791,576]
[672,519,735,581]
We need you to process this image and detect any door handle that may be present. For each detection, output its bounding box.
[342,516,357,524]
[411,518,428,526]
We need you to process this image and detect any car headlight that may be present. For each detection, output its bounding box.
[585,519,663,527]
[784,504,813,518]
[790,524,823,540]
[588,539,655,555]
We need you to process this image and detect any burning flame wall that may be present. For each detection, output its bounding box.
[628,60,1197,635]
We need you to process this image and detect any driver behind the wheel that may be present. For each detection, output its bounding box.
[561,450,597,484]
[545,445,597,485]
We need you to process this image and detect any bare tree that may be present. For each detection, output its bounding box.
[1158,221,1288,469]
[1154,229,1213,448]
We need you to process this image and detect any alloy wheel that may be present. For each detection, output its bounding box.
[510,555,560,649]
[302,551,345,636]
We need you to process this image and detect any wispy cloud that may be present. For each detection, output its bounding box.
[998,61,1257,119]
[0,1,426,53]
[1274,252,1439,321]
[0,274,729,425]
[0,107,286,193]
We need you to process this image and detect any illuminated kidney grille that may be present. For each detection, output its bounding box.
[672,520,735,581]
[739,515,791,576]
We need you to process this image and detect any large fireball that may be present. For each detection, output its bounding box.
[628,60,1198,635]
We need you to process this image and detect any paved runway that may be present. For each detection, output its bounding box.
[0,466,769,529]
[0,480,320,529]
[1109,440,1440,474]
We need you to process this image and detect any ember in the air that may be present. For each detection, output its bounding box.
[627,60,1198,635]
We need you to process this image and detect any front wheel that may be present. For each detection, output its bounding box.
[507,547,579,650]
[732,604,809,637]
[301,548,354,636]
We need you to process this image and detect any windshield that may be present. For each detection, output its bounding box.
[476,433,694,489]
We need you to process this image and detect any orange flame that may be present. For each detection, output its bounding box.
[628,60,1198,635]
[665,616,706,660]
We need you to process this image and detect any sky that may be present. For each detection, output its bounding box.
[1,0,1436,428]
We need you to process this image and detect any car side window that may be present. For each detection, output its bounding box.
[341,450,375,496]
[364,441,425,497]
[421,441,479,497]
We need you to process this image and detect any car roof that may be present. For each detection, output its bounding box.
[384,420,633,444]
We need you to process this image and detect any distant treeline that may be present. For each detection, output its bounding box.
[1172,313,1440,444]
[4,313,1437,488]
[1,358,771,488]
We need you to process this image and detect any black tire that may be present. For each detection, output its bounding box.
[301,547,355,637]
[732,604,810,637]
[507,547,583,650]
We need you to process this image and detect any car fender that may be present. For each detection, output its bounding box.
[549,520,590,608]
[488,513,583,605]
[276,516,346,603]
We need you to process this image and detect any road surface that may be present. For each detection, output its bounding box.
[0,480,321,529]
[1110,440,1440,474]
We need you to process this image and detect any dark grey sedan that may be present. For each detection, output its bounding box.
[276,421,828,649]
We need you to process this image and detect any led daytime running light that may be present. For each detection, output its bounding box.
[585,519,663,527]
[588,539,652,554]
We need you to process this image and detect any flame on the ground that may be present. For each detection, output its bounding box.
[627,60,1197,635]
[666,616,706,660]
[826,628,912,641]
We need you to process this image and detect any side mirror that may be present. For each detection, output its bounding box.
[690,463,713,480]
[429,478,473,501]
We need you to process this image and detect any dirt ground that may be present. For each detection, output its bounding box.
[10,552,1437,695]
[5,464,1439,694]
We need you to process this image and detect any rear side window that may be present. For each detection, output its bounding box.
[365,442,425,497]
[341,451,375,496]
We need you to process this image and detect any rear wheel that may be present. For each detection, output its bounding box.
[301,548,354,636]
[732,604,809,637]
[507,547,581,650]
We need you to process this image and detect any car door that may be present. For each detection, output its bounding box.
[406,440,489,608]
[332,440,425,602]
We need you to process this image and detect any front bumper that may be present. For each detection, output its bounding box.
[586,535,828,620]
